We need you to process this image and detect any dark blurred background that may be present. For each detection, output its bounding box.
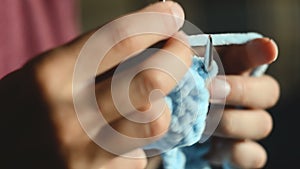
[80,0,300,168]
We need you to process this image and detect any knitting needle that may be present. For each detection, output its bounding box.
[203,35,213,72]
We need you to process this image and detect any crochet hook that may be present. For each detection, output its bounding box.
[203,35,213,72]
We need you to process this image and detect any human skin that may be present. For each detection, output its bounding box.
[0,1,279,169]
[206,37,279,169]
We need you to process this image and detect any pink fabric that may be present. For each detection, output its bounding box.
[0,0,80,78]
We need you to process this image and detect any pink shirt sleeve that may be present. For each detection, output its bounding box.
[0,0,80,78]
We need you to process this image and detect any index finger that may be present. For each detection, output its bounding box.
[96,1,185,74]
[216,38,278,75]
[65,1,185,76]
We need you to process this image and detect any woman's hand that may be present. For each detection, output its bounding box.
[207,38,280,168]
[0,2,191,169]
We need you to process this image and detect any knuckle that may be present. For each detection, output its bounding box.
[132,75,151,110]
[133,70,170,111]
[237,77,249,106]
[143,70,170,94]
[228,76,248,106]
[30,47,73,99]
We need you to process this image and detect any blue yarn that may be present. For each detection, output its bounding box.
[144,56,218,168]
[182,142,211,169]
[143,33,266,169]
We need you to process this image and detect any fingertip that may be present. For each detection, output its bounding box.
[149,1,184,16]
[230,141,268,169]
[169,1,185,28]
[269,38,279,62]
[261,111,273,139]
[260,38,279,63]
[247,38,279,65]
[143,1,185,28]
[262,75,280,108]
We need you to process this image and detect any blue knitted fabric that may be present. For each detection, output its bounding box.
[143,33,266,169]
[144,56,218,168]
[162,57,218,169]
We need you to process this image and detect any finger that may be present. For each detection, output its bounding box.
[208,76,231,104]
[224,75,280,108]
[97,103,171,155]
[96,33,192,123]
[60,1,184,77]
[216,38,278,74]
[101,149,147,169]
[82,106,170,168]
[213,109,273,140]
[69,126,150,169]
[35,1,185,102]
[207,139,267,169]
[129,32,192,110]
[97,1,185,74]
[110,103,171,139]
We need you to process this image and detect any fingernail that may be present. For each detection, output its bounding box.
[209,77,231,101]
[170,2,184,28]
